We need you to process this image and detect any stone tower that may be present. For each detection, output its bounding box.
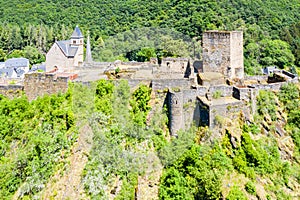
[168,90,183,135]
[85,31,93,63]
[70,25,84,65]
[202,31,244,79]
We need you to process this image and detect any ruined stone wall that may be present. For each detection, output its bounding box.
[24,73,69,101]
[161,58,189,73]
[244,75,268,82]
[151,79,190,91]
[125,79,151,90]
[202,31,243,79]
[209,85,233,97]
[0,84,23,99]
[168,90,183,135]
[233,86,252,101]
[209,100,245,129]
[203,31,231,77]
[181,88,207,129]
[230,31,244,79]
[250,82,285,92]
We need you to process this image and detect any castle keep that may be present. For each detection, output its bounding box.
[202,31,243,79]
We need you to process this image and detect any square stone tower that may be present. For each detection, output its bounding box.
[202,31,244,79]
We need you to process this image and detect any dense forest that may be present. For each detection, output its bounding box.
[0,0,299,74]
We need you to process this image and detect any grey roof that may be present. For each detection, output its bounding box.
[0,68,15,77]
[71,26,83,39]
[15,68,25,77]
[56,40,79,57]
[0,62,4,68]
[5,58,29,68]
[30,64,46,72]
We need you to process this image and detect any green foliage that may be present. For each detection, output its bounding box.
[130,84,152,125]
[95,79,114,115]
[278,83,300,112]
[159,167,193,200]
[135,47,157,62]
[0,0,298,68]
[7,49,24,58]
[259,39,295,69]
[257,90,277,121]
[278,83,300,152]
[115,173,138,200]
[245,181,256,195]
[243,124,260,135]
[0,48,6,61]
[83,80,168,198]
[281,21,300,67]
[158,129,196,167]
[23,46,45,65]
[245,39,295,74]
[0,92,77,199]
[212,90,222,99]
[226,186,247,200]
[160,143,232,199]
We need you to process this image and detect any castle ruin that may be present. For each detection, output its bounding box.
[0,30,298,135]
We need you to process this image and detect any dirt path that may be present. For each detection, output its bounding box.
[40,123,93,199]
[136,152,163,200]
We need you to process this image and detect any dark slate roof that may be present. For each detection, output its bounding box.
[56,40,79,58]
[71,26,83,39]
[5,58,29,68]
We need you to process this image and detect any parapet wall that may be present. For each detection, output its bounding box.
[0,84,23,99]
[209,85,233,97]
[24,73,69,100]
[152,79,191,91]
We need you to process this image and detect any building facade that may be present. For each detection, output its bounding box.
[46,26,84,72]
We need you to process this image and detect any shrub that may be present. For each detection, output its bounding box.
[213,90,222,99]
[226,186,247,200]
[245,181,256,195]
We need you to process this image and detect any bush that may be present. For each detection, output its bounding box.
[213,90,222,99]
[226,186,247,200]
[245,181,256,195]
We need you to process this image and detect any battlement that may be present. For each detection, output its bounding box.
[24,72,76,100]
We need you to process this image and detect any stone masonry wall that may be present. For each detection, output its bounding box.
[203,31,231,77]
[209,85,233,97]
[24,73,69,101]
[202,31,243,79]
[152,79,190,91]
[0,84,23,99]
[168,90,184,135]
[230,31,244,79]
[209,100,245,130]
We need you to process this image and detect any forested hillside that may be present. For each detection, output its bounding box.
[1,80,300,199]
[0,0,299,73]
